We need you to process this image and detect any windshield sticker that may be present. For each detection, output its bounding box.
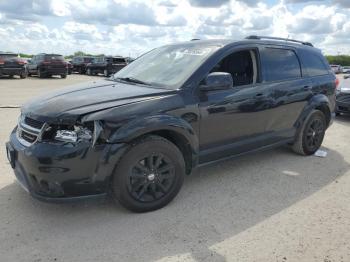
[181,48,212,56]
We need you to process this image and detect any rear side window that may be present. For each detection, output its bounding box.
[112,58,126,63]
[300,50,329,76]
[261,48,301,82]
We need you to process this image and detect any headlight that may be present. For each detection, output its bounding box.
[55,125,92,143]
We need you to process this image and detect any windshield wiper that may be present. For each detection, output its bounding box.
[115,77,151,86]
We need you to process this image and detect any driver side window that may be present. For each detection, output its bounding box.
[210,49,259,87]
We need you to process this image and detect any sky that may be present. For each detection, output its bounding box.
[0,0,349,57]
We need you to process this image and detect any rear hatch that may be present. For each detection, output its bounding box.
[108,57,127,72]
[43,54,66,69]
[0,54,26,68]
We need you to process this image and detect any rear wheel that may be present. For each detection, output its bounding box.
[292,110,326,155]
[112,135,185,212]
[61,74,67,79]
[8,75,14,79]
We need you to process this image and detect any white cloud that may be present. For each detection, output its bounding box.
[0,0,349,56]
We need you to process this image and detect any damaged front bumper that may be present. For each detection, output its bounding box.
[6,129,127,202]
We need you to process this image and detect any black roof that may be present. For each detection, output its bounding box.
[172,36,317,51]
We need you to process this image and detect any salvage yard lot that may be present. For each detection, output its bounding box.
[0,75,350,262]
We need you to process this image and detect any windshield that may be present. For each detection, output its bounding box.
[84,57,94,62]
[0,54,17,59]
[113,44,221,89]
[93,57,104,63]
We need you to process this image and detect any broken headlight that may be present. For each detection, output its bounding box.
[55,125,92,143]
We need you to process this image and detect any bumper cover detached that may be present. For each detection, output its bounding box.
[6,130,127,203]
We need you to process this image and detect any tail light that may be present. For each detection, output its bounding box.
[335,78,340,89]
[0,59,4,65]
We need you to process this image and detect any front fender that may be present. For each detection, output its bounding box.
[107,114,199,154]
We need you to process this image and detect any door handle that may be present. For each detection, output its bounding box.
[255,93,264,97]
[303,85,312,90]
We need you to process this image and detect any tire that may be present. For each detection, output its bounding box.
[8,75,14,79]
[103,69,109,77]
[292,110,326,155]
[336,112,341,116]
[20,70,27,79]
[61,74,67,79]
[38,68,44,78]
[112,135,185,212]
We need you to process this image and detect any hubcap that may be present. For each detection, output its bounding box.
[147,173,156,181]
[127,153,175,203]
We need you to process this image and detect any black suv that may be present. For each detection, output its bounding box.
[71,56,95,74]
[86,56,127,76]
[0,52,27,78]
[6,36,336,212]
[27,53,68,78]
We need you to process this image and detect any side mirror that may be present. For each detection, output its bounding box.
[27,59,31,64]
[200,72,233,91]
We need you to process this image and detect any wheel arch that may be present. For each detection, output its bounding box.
[295,94,333,132]
[107,115,199,175]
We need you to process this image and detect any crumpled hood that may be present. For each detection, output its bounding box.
[22,80,174,123]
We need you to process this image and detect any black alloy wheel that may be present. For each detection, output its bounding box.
[127,153,176,203]
[303,116,325,153]
[112,135,185,212]
[292,110,326,155]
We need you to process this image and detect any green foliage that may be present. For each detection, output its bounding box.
[18,53,33,58]
[325,55,350,66]
[65,51,99,59]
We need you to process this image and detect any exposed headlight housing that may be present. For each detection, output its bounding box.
[54,125,92,143]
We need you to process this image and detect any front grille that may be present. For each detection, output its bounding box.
[24,117,44,129]
[17,115,47,147]
[20,130,37,143]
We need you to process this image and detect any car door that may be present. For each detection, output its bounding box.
[258,46,313,144]
[198,47,274,163]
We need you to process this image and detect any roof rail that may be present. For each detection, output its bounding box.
[245,35,313,47]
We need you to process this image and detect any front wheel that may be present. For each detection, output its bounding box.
[61,74,67,79]
[38,68,44,78]
[292,110,326,155]
[112,135,185,212]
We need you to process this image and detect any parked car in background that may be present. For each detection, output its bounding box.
[342,66,350,74]
[71,56,95,74]
[86,56,127,76]
[27,53,68,78]
[66,61,73,75]
[0,52,27,79]
[336,76,350,115]
[330,64,343,74]
[6,36,336,212]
